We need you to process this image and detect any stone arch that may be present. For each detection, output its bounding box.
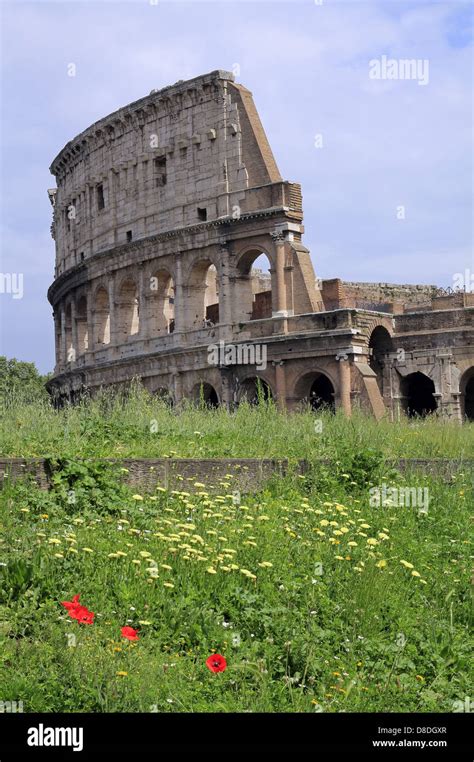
[148,269,175,335]
[93,286,110,346]
[117,278,139,340]
[192,381,219,408]
[369,325,394,393]
[401,371,437,417]
[234,245,275,322]
[237,376,273,405]
[184,258,219,329]
[294,369,336,412]
[64,302,73,362]
[460,367,474,421]
[76,295,88,355]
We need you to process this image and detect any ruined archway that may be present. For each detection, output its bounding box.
[235,249,274,322]
[117,279,139,340]
[369,326,393,393]
[93,287,110,346]
[401,372,437,417]
[238,376,273,405]
[149,269,175,335]
[76,295,88,355]
[294,370,335,412]
[192,381,219,408]
[184,259,219,329]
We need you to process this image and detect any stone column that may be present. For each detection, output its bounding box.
[219,367,234,411]
[336,353,352,417]
[272,232,287,317]
[138,267,148,339]
[108,274,116,345]
[275,361,287,411]
[86,288,94,351]
[218,242,233,340]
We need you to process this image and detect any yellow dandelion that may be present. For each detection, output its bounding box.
[116,671,128,677]
[376,560,387,569]
[163,582,175,589]
[132,495,144,501]
[400,560,414,569]
[411,570,421,577]
[82,547,94,553]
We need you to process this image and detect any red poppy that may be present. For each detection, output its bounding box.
[121,626,139,641]
[61,595,95,625]
[206,654,227,673]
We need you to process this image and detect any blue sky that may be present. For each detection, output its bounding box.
[0,0,472,373]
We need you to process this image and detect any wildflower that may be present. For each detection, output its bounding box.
[160,564,172,570]
[376,560,387,569]
[411,570,421,577]
[206,654,227,673]
[163,582,175,589]
[121,626,139,641]
[82,547,94,553]
[207,567,217,574]
[54,553,64,559]
[367,538,378,546]
[48,538,61,545]
[258,561,273,568]
[400,560,414,569]
[132,495,144,501]
[116,671,128,677]
[61,595,95,625]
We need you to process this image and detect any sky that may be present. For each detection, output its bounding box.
[0,0,472,374]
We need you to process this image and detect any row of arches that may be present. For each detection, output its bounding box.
[153,367,474,421]
[57,252,274,360]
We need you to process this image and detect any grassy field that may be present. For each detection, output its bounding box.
[0,384,473,460]
[0,426,471,713]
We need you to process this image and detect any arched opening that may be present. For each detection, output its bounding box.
[94,287,110,346]
[369,326,393,393]
[117,279,139,341]
[294,371,335,412]
[460,368,474,422]
[235,250,273,322]
[149,270,175,335]
[238,377,272,405]
[192,382,219,408]
[65,304,73,362]
[185,260,219,329]
[401,372,437,417]
[76,296,88,355]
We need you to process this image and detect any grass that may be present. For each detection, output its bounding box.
[0,453,471,713]
[0,384,473,460]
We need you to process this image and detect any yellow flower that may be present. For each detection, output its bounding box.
[416,675,425,682]
[160,564,172,570]
[139,551,152,558]
[116,671,128,677]
[258,561,273,568]
[163,582,175,588]
[82,547,94,553]
[138,620,152,625]
[367,538,378,546]
[53,553,64,559]
[116,551,127,557]
[132,559,141,565]
[400,560,414,569]
[411,570,421,577]
[132,495,144,501]
[108,553,119,558]
[376,560,387,569]
[48,538,61,545]
[206,567,217,575]
[347,541,358,547]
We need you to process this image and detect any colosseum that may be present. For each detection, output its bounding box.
[46,70,474,421]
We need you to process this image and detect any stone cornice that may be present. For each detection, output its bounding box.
[50,70,234,177]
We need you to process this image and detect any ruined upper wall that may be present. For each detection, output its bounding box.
[49,70,285,275]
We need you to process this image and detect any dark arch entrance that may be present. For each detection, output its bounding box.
[369,326,393,393]
[401,372,437,417]
[193,382,219,408]
[238,377,272,405]
[309,374,335,412]
[463,375,474,421]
